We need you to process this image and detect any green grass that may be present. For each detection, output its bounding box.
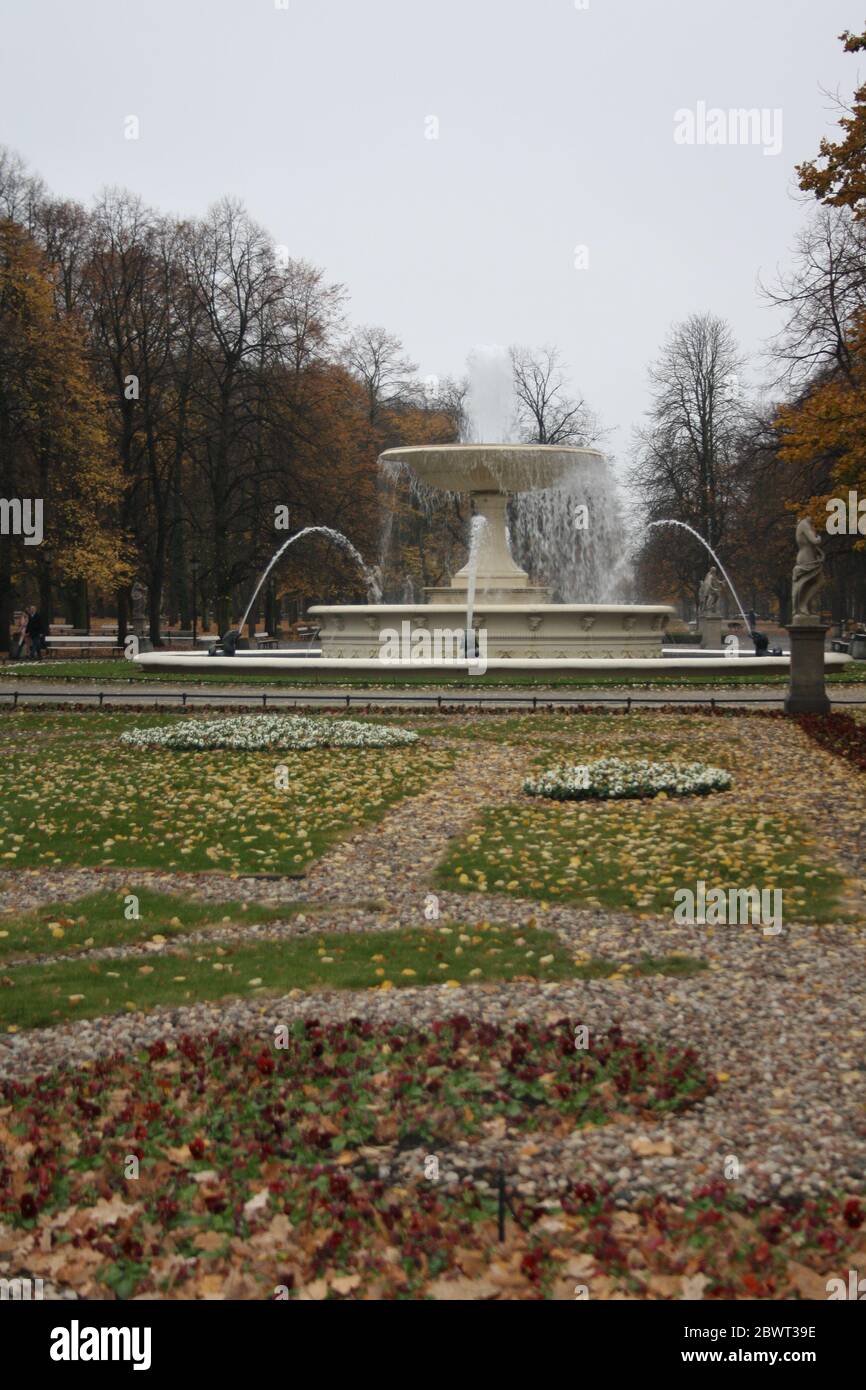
[0,889,305,963]
[3,659,865,687]
[0,712,453,873]
[436,801,847,922]
[579,953,707,979]
[0,921,707,1030]
[410,711,746,765]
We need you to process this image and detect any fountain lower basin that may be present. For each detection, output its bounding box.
[308,602,672,660]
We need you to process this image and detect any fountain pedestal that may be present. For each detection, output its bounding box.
[426,494,551,605]
[784,624,831,714]
[700,616,722,649]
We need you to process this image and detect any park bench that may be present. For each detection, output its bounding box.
[44,636,125,659]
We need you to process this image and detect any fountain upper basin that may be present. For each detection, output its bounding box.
[379,443,604,494]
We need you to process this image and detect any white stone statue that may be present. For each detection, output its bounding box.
[698,566,722,618]
[365,564,383,604]
[791,518,826,625]
[130,581,147,632]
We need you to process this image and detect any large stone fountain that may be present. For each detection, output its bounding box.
[133,436,853,676]
[309,443,673,660]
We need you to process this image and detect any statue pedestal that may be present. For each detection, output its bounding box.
[700,616,722,649]
[785,625,830,714]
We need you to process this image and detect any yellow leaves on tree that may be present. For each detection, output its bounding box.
[0,219,129,642]
[797,28,866,219]
[775,311,866,536]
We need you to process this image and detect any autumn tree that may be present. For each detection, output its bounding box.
[78,192,200,643]
[797,27,866,219]
[0,220,126,651]
[764,25,866,622]
[0,144,476,635]
[775,315,866,511]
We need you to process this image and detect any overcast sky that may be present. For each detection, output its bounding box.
[0,0,860,474]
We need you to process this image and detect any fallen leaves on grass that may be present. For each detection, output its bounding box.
[0,1018,715,1298]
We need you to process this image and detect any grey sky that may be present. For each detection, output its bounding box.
[0,0,859,475]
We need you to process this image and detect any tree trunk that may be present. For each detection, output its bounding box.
[117,586,129,646]
[0,540,12,656]
[149,563,165,646]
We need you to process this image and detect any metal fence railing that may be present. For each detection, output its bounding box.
[0,688,864,711]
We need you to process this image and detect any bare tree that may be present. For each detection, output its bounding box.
[631,313,745,558]
[342,325,418,423]
[280,257,345,377]
[763,206,866,387]
[509,345,597,445]
[0,145,45,230]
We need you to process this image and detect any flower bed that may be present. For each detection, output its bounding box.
[796,712,866,773]
[0,1018,715,1298]
[119,714,419,751]
[524,757,731,802]
[2,1021,862,1299]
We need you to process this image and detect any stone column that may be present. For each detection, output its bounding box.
[451,493,531,591]
[784,624,830,714]
[700,616,722,649]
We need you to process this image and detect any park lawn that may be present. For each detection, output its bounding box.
[0,922,707,1030]
[0,889,304,963]
[412,708,739,744]
[3,658,865,687]
[436,800,847,922]
[0,713,454,873]
[412,711,745,769]
[0,708,426,741]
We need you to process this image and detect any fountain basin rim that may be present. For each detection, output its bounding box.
[307,603,676,615]
[379,443,605,494]
[133,652,852,673]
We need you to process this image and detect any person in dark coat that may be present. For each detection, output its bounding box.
[25,606,46,660]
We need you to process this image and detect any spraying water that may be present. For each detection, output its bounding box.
[461,345,518,442]
[511,467,631,602]
[239,526,378,634]
[646,520,751,635]
[464,513,487,654]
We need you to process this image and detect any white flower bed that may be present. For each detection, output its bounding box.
[524,757,731,802]
[119,714,419,751]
